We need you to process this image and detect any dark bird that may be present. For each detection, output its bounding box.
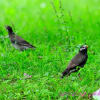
[61,45,88,78]
[5,26,36,51]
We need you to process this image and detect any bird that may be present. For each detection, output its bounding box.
[5,26,36,51]
[61,45,88,78]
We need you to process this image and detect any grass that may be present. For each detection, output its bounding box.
[0,0,100,99]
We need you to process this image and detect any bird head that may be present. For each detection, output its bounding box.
[5,26,13,33]
[79,45,88,53]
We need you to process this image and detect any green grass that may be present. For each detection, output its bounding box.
[0,0,100,99]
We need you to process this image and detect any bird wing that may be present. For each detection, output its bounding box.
[15,35,36,48]
[67,53,86,69]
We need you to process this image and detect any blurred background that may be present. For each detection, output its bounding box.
[0,0,100,46]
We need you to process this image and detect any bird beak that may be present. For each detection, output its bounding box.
[86,45,88,48]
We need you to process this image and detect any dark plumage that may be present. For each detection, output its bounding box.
[61,45,88,78]
[6,26,36,51]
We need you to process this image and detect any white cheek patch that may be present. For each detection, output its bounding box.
[80,48,85,51]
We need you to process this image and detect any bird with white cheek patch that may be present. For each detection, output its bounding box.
[61,45,88,78]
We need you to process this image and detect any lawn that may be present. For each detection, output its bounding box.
[0,0,100,99]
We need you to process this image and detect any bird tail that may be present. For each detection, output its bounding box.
[31,45,36,49]
[61,69,70,78]
[29,44,36,49]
